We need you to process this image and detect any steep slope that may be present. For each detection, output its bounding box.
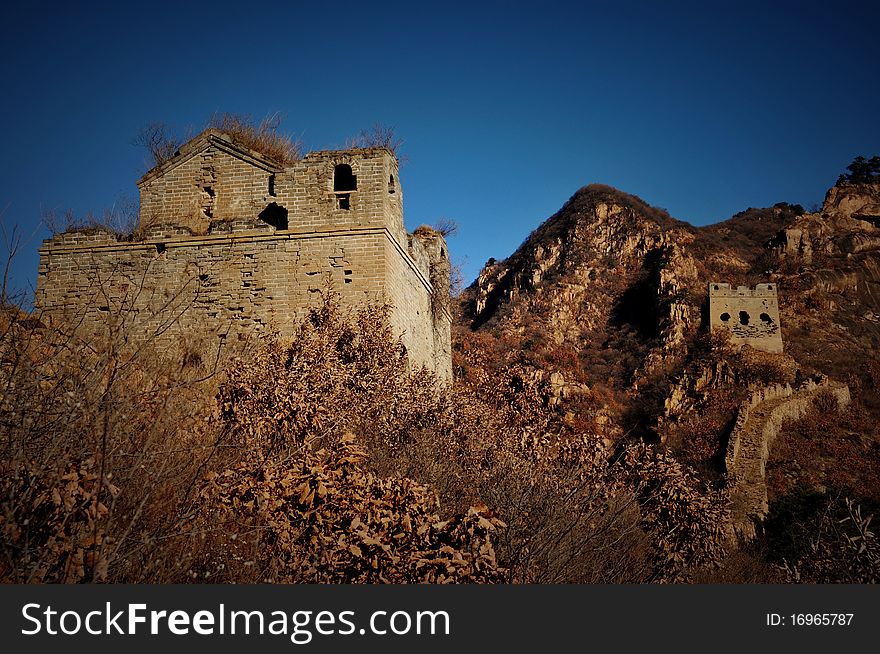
[466,184,701,392]
[458,180,880,509]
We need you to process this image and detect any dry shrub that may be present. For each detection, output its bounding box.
[217,300,438,454]
[0,294,221,582]
[1,456,118,582]
[385,306,732,581]
[345,123,403,157]
[136,114,301,168]
[665,387,740,473]
[133,122,182,168]
[197,299,502,582]
[207,298,671,583]
[622,445,729,581]
[2,289,732,584]
[208,113,302,165]
[864,358,880,392]
[775,494,879,584]
[200,434,503,583]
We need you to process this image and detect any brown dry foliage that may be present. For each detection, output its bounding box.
[783,498,879,583]
[1,289,731,583]
[137,114,302,168]
[207,113,302,165]
[201,435,503,583]
[621,445,729,581]
[0,299,219,582]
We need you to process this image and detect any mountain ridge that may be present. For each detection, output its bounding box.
[456,178,880,510]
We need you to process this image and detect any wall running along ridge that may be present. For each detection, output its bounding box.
[724,377,851,541]
[35,130,452,380]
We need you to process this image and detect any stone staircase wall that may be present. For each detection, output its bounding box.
[724,376,851,540]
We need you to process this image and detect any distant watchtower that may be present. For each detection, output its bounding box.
[708,283,783,353]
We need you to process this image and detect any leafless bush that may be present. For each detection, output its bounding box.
[133,122,182,168]
[207,112,302,165]
[433,217,459,238]
[783,497,878,583]
[0,253,226,582]
[0,314,222,582]
[135,114,302,170]
[42,196,139,238]
[346,123,403,158]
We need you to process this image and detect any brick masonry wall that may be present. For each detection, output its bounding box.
[39,134,450,381]
[37,228,381,339]
[36,226,450,379]
[723,377,850,541]
[708,282,784,353]
[139,137,277,234]
[384,231,452,381]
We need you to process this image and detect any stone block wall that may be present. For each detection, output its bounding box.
[708,282,783,353]
[383,228,452,380]
[36,227,383,344]
[724,376,850,540]
[38,132,451,381]
[273,149,405,244]
[138,132,278,234]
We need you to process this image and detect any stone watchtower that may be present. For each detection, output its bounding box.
[35,129,452,380]
[708,282,783,353]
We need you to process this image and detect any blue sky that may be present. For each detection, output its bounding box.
[1,1,878,302]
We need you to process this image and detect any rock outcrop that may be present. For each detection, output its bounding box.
[470,184,701,387]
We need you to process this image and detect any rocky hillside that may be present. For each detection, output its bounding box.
[467,185,701,389]
[458,180,880,511]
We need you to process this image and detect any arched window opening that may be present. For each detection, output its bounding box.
[720,312,730,322]
[739,311,750,325]
[268,174,276,197]
[760,312,774,324]
[389,174,396,193]
[334,164,357,192]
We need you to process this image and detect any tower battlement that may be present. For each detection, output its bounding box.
[708,282,783,353]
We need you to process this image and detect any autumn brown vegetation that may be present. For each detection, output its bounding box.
[136,113,302,169]
[0,286,735,583]
[344,123,404,158]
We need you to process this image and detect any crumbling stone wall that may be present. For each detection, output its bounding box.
[138,131,279,234]
[36,131,451,380]
[724,377,850,541]
[272,148,405,242]
[709,282,783,353]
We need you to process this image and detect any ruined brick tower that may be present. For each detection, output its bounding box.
[708,282,783,353]
[35,129,452,380]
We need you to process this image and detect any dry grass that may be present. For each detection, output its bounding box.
[136,113,302,168]
[207,112,302,165]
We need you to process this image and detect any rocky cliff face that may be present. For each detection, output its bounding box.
[768,182,880,381]
[776,182,880,263]
[469,185,702,388]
